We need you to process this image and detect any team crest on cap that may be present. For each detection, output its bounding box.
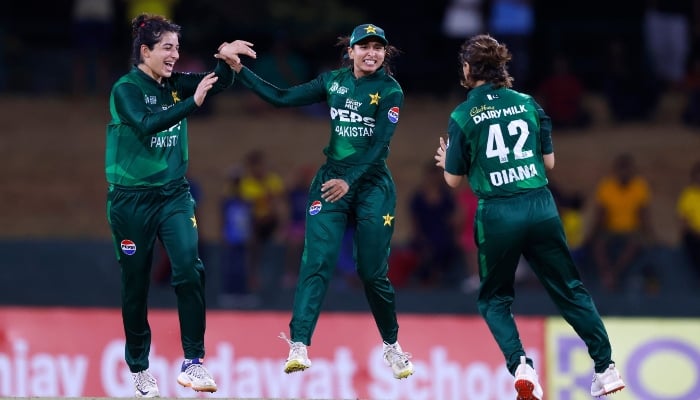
[120,239,137,255]
[388,106,400,123]
[309,200,322,216]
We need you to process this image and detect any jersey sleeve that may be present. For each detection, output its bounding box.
[445,113,469,176]
[533,99,553,154]
[172,59,235,97]
[112,82,197,136]
[341,88,403,186]
[237,66,326,107]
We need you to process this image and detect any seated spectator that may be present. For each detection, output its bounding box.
[535,54,592,130]
[559,192,587,265]
[676,160,700,287]
[239,149,286,292]
[408,161,459,287]
[590,154,655,292]
[281,164,315,288]
[219,166,256,308]
[549,178,588,266]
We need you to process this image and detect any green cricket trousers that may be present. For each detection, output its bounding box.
[290,163,399,345]
[475,186,613,374]
[107,177,206,372]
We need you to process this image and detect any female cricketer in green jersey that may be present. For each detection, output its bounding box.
[435,34,626,400]
[217,23,414,379]
[105,13,255,397]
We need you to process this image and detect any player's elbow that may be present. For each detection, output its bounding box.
[544,153,555,170]
[444,171,462,188]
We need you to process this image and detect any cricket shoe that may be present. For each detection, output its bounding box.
[177,358,217,392]
[280,332,312,373]
[132,369,159,398]
[591,363,625,397]
[383,341,414,379]
[514,356,543,400]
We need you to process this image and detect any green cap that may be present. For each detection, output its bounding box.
[349,24,388,47]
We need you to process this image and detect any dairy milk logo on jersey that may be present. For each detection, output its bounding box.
[387,106,400,123]
[330,82,348,95]
[345,98,362,111]
[309,200,322,216]
[121,239,137,255]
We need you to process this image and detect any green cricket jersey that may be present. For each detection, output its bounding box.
[445,84,553,199]
[237,65,403,186]
[105,60,234,187]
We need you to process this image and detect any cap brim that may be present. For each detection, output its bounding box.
[351,34,388,46]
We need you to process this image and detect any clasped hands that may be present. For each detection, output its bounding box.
[215,40,256,72]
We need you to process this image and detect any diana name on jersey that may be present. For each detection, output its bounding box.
[490,163,538,186]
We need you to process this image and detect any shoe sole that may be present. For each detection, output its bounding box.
[177,378,217,393]
[592,382,625,397]
[284,360,311,373]
[515,379,541,400]
[134,391,159,398]
[394,369,414,379]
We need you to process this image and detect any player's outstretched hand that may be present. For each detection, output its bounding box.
[193,72,218,106]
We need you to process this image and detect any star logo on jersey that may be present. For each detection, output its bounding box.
[190,216,197,228]
[365,25,378,34]
[369,92,380,105]
[383,213,394,226]
[172,90,181,103]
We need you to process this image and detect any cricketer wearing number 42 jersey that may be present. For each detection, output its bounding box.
[445,84,552,199]
[445,83,616,380]
[236,64,404,347]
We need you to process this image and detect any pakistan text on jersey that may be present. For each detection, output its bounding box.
[150,135,179,148]
[473,104,527,124]
[335,125,374,137]
[489,163,537,186]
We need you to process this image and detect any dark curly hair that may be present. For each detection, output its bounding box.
[458,34,514,89]
[130,13,181,65]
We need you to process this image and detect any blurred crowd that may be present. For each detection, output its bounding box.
[2,0,700,125]
[159,146,699,309]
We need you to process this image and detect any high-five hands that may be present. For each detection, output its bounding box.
[215,40,256,72]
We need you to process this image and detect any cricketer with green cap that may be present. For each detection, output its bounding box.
[349,23,388,47]
[216,20,414,380]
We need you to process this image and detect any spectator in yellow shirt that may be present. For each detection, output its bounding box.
[677,160,700,287]
[590,153,653,291]
[239,149,286,291]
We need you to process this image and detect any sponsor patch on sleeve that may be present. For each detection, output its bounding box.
[387,106,400,123]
